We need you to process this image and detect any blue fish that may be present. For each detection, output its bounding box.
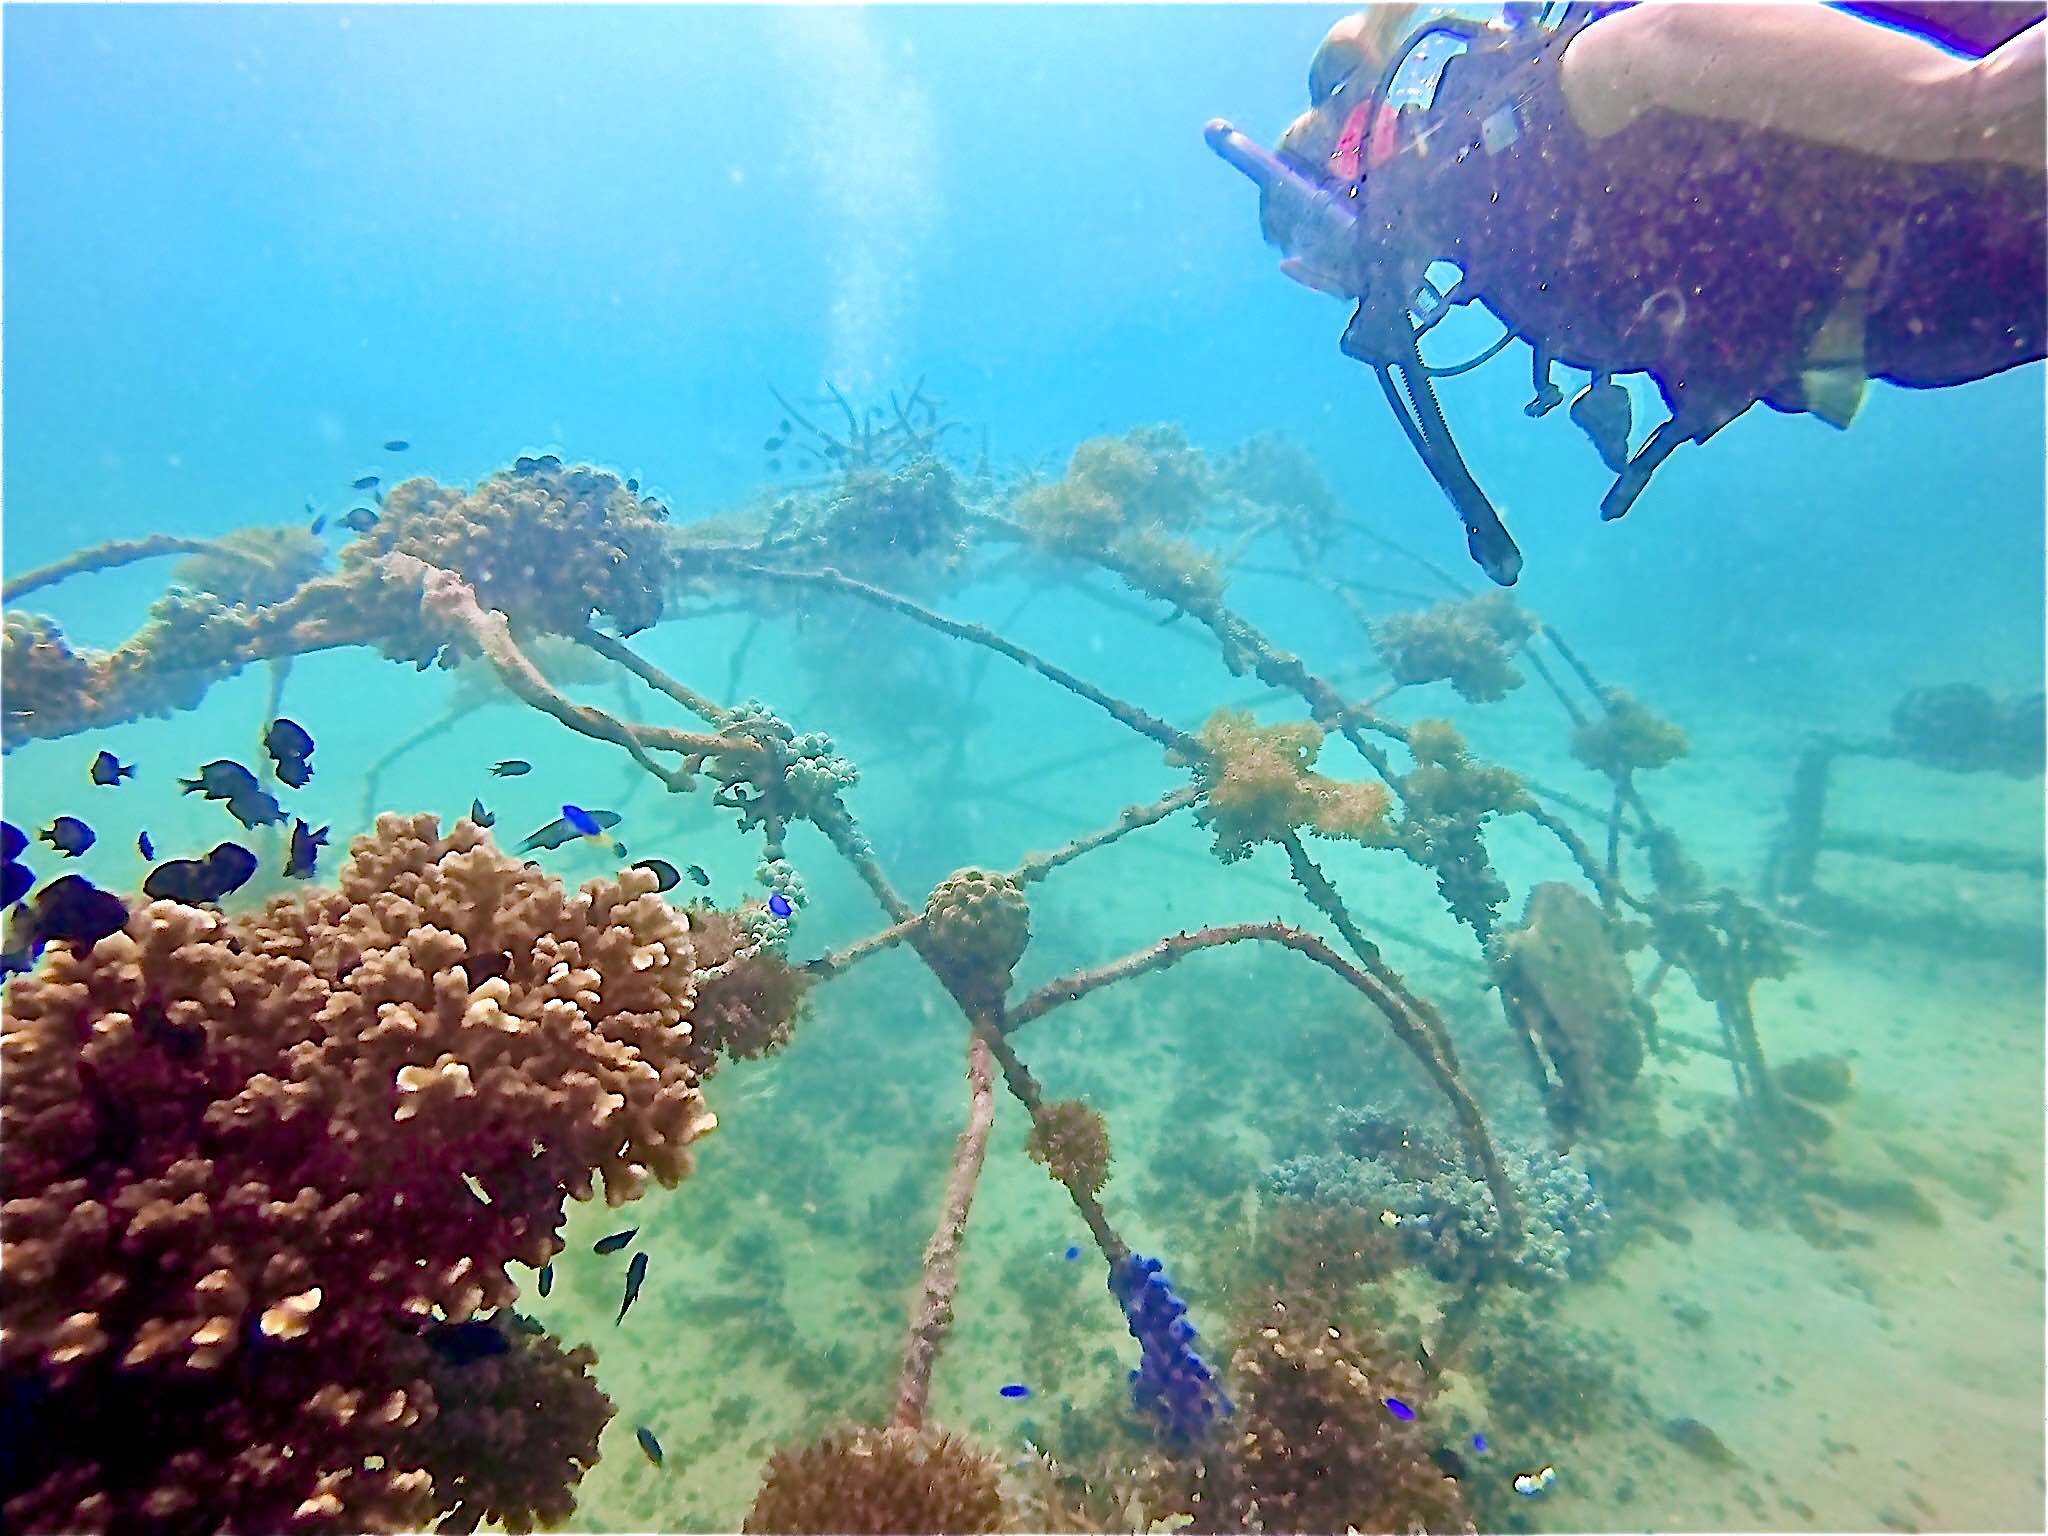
[340,507,379,532]
[90,751,135,786]
[264,718,315,788]
[517,808,620,854]
[636,1425,664,1467]
[998,1384,1031,1400]
[1472,1433,1488,1454]
[1,822,25,862]
[352,474,380,490]
[284,819,329,879]
[562,804,602,838]
[1064,1245,1081,1261]
[309,514,327,535]
[1383,1396,1416,1422]
[40,817,96,858]
[593,1228,637,1255]
[2,861,35,909]
[538,1262,554,1298]
[137,831,155,860]
[616,1249,648,1324]
[144,842,258,905]
[767,891,793,919]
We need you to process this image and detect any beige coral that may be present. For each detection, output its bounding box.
[744,1423,1007,1535]
[1183,709,1392,862]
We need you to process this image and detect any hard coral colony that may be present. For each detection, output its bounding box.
[0,393,2010,1534]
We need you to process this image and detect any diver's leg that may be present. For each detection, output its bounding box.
[1560,2,2045,171]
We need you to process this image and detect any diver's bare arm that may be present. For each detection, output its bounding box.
[1559,1,2045,171]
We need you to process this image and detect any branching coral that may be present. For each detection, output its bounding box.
[1373,592,1535,703]
[743,1423,1008,1535]
[0,814,721,1533]
[805,456,970,577]
[1570,686,1689,776]
[1267,1108,1610,1289]
[1179,709,1392,863]
[686,903,809,1061]
[396,1316,615,1536]
[1025,1098,1113,1196]
[343,462,677,638]
[1176,1296,1471,1535]
[171,524,330,608]
[1388,719,1531,934]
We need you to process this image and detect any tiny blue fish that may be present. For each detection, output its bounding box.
[40,817,96,858]
[538,1262,554,1298]
[685,863,711,888]
[616,1249,648,1324]
[626,477,639,492]
[1383,1396,1415,1422]
[1063,1245,1081,1261]
[352,474,380,490]
[593,1227,637,1255]
[137,831,155,860]
[562,804,602,838]
[491,759,532,777]
[1471,1433,1488,1454]
[636,1425,663,1466]
[309,514,327,535]
[384,439,410,452]
[998,1384,1031,1400]
[470,797,496,828]
[340,507,379,532]
[90,751,135,786]
[767,891,793,918]
[2,861,33,909]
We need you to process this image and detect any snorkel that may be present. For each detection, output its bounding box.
[1207,6,1587,585]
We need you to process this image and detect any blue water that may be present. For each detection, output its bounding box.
[4,6,2043,1533]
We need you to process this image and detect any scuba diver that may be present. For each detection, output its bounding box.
[1207,2,2047,583]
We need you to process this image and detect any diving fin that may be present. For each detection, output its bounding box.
[1800,251,1878,430]
[1569,377,1633,473]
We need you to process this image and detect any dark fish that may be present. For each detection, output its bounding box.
[0,905,39,977]
[40,817,95,857]
[491,760,532,777]
[998,1384,1031,1400]
[384,439,410,452]
[505,1311,545,1337]
[778,417,792,433]
[351,474,380,490]
[685,863,710,888]
[2,861,34,909]
[626,477,639,492]
[460,949,513,984]
[1569,379,1634,476]
[224,788,288,831]
[144,842,258,905]
[425,1318,509,1366]
[763,435,785,452]
[340,507,379,532]
[137,831,155,860]
[630,858,681,892]
[616,1250,647,1325]
[562,804,602,838]
[767,891,793,918]
[90,751,135,786]
[284,819,329,879]
[1383,1396,1416,1422]
[181,759,262,802]
[766,457,782,472]
[636,1425,664,1467]
[593,1228,638,1255]
[538,1261,554,1297]
[1430,1447,1469,1482]
[25,874,128,948]
[517,808,620,853]
[514,455,538,473]
[264,718,316,787]
[470,797,496,828]
[309,514,327,535]
[1,822,25,861]
[1662,1417,1737,1467]
[538,454,561,469]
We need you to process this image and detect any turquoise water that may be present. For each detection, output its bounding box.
[3,5,2043,1533]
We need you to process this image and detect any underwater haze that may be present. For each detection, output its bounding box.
[3,4,2044,1534]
